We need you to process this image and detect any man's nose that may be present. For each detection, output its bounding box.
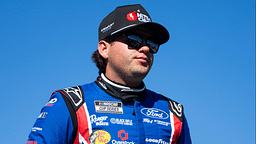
[139,39,150,53]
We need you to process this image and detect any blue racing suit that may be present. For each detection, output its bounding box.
[27,74,191,144]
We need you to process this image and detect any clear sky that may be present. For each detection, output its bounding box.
[0,0,255,143]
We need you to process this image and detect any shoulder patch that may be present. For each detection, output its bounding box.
[161,95,184,122]
[168,100,183,122]
[59,86,84,110]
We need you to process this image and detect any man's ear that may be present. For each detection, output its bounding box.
[98,40,110,59]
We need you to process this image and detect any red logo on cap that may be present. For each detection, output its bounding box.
[126,12,137,21]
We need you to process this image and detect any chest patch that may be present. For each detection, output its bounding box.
[89,130,111,144]
[94,101,123,114]
[141,108,169,119]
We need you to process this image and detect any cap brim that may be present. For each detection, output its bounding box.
[114,22,170,45]
[140,22,169,45]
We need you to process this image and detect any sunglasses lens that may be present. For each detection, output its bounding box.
[126,35,159,53]
[147,40,159,53]
[127,35,142,48]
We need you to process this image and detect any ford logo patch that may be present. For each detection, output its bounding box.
[141,108,169,119]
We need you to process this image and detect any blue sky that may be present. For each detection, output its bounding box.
[0,0,255,143]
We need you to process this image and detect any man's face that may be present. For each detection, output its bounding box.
[104,28,155,86]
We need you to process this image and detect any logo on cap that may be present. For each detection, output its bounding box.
[127,12,138,21]
[126,10,151,22]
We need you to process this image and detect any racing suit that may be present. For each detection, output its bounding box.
[27,74,191,144]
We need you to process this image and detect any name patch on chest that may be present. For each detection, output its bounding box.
[94,101,123,114]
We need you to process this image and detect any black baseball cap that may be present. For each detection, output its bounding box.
[98,4,169,45]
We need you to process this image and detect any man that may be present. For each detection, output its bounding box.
[27,4,191,144]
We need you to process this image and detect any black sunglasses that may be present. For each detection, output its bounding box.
[106,34,159,54]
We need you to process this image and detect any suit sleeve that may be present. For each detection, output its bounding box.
[178,115,192,144]
[27,92,74,144]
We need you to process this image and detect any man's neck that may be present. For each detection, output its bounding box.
[95,73,147,102]
[104,72,143,87]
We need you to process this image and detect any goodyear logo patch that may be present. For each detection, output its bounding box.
[94,101,123,114]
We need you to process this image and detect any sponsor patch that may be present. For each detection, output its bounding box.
[101,22,115,33]
[45,98,57,106]
[38,112,47,118]
[110,118,133,125]
[118,130,128,141]
[90,114,109,126]
[94,101,123,114]
[89,130,111,144]
[26,141,38,144]
[143,118,170,126]
[126,10,151,23]
[141,108,169,119]
[145,138,170,144]
[112,130,135,144]
[32,127,42,132]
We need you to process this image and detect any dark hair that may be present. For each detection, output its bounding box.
[91,50,106,74]
[92,35,120,74]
